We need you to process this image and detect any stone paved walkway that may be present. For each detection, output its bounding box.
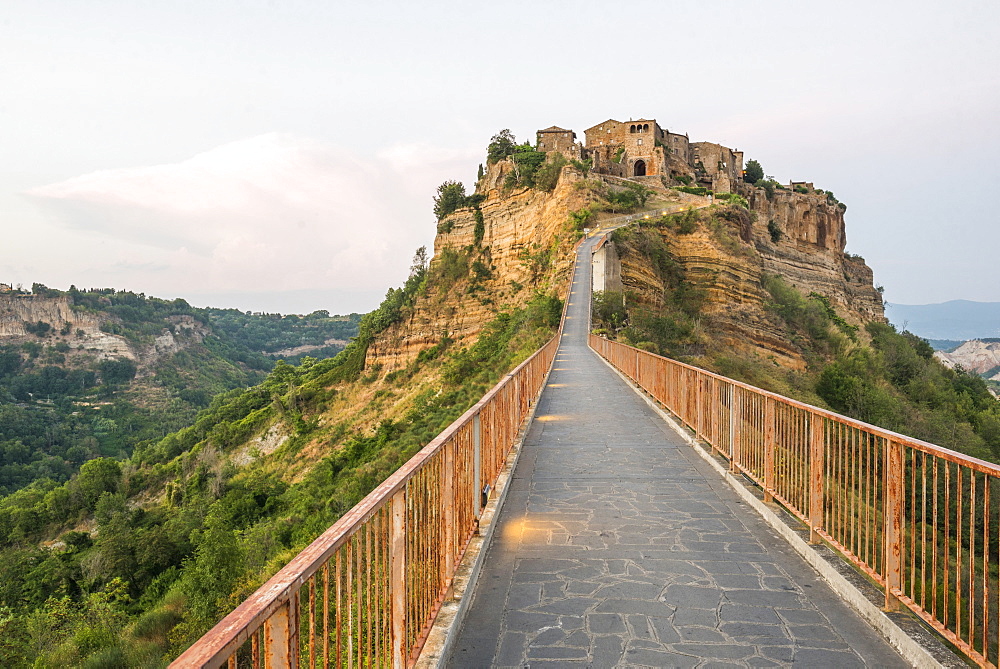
[447,233,907,668]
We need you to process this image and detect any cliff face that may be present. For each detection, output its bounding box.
[366,161,599,371]
[0,295,208,368]
[605,187,885,370]
[936,340,1000,379]
[746,188,884,326]
[365,156,884,377]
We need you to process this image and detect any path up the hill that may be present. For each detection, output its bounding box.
[447,233,905,667]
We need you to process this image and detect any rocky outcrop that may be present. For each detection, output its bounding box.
[0,295,101,336]
[0,295,209,370]
[366,156,885,377]
[936,340,1000,379]
[745,187,884,326]
[367,162,600,371]
[612,186,885,369]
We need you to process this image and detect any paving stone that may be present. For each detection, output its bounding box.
[661,584,723,609]
[627,614,654,639]
[623,646,700,667]
[532,597,596,616]
[590,634,625,666]
[531,627,565,645]
[718,603,781,624]
[672,608,719,628]
[446,234,907,668]
[586,613,626,634]
[720,622,790,640]
[526,644,589,660]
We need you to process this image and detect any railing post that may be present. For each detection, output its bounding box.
[729,384,739,472]
[263,592,298,668]
[884,438,904,611]
[809,412,825,544]
[390,489,407,668]
[695,374,704,439]
[473,413,482,521]
[442,441,455,580]
[763,398,775,503]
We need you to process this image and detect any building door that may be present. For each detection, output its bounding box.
[633,160,646,177]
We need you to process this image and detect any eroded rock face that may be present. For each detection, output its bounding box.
[936,340,1000,378]
[367,162,598,372]
[0,295,209,370]
[367,159,885,376]
[746,188,884,326]
[609,188,885,369]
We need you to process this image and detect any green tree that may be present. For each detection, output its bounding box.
[433,181,467,221]
[74,458,122,510]
[486,129,517,164]
[744,159,764,184]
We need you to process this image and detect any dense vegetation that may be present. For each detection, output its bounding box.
[0,248,562,665]
[203,308,360,363]
[0,287,360,504]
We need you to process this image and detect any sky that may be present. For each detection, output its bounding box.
[2,1,998,315]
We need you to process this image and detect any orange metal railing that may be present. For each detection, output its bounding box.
[170,336,559,668]
[590,334,1000,667]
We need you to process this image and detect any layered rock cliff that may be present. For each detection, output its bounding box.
[604,183,884,369]
[366,161,601,371]
[936,340,1000,379]
[366,155,885,376]
[0,294,208,369]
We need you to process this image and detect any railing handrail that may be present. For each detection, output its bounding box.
[594,335,1000,476]
[172,232,594,668]
[590,334,1000,666]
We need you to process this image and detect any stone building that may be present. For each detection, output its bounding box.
[535,126,578,158]
[535,116,743,193]
[583,118,663,178]
[690,142,744,193]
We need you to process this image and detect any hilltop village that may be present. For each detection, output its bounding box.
[537,117,745,193]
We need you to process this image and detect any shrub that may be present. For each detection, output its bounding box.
[568,208,595,231]
[767,219,782,243]
[533,153,567,192]
[472,209,485,246]
[486,129,517,164]
[675,186,710,196]
[611,147,625,164]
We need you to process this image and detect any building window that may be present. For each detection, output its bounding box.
[637,139,643,145]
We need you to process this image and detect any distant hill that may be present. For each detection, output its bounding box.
[885,300,1000,340]
[0,284,359,496]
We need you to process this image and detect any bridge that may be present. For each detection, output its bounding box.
[173,223,998,667]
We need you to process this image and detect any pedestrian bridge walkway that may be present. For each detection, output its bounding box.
[174,227,992,669]
[447,235,906,667]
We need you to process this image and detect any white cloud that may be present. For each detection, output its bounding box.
[22,134,479,311]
